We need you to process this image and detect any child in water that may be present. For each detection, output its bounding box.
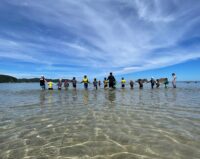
[93,78,98,90]
[64,80,69,89]
[138,79,143,89]
[72,77,77,89]
[98,80,101,87]
[81,75,89,89]
[130,80,134,89]
[164,78,169,88]
[103,77,108,88]
[150,77,156,89]
[121,77,126,88]
[48,80,54,90]
[57,79,62,90]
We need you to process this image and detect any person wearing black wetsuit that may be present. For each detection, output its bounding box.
[40,76,46,90]
[72,77,77,89]
[107,72,116,88]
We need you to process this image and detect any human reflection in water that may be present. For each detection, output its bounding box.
[40,91,46,109]
[48,90,54,105]
[108,89,116,107]
[138,89,143,106]
[72,89,78,102]
[83,90,89,105]
[171,87,177,102]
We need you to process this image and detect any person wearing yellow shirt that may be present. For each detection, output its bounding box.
[48,80,54,90]
[121,77,126,88]
[81,75,90,89]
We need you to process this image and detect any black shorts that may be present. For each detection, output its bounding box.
[84,83,88,89]
[122,84,125,88]
[109,83,114,88]
[48,88,53,90]
[73,84,76,88]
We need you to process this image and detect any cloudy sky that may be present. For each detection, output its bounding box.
[0,0,200,80]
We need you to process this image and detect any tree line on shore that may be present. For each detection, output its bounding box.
[0,74,70,83]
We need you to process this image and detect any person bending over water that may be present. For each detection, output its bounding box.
[164,78,169,88]
[121,77,126,88]
[40,75,46,90]
[81,75,89,89]
[172,73,177,88]
[93,78,98,90]
[107,72,116,88]
[130,80,134,89]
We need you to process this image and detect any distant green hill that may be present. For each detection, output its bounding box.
[0,74,18,83]
[0,74,71,83]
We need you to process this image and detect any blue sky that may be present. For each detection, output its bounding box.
[0,0,200,80]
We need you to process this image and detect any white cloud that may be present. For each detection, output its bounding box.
[0,0,200,77]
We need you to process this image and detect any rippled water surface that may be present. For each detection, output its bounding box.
[0,83,200,159]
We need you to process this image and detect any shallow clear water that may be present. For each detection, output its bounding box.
[0,83,200,159]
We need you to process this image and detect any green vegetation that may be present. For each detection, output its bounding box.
[0,74,70,83]
[0,75,17,83]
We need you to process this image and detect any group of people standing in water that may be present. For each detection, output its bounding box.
[40,72,177,90]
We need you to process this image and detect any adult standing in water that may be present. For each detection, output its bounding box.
[81,75,89,89]
[107,72,116,88]
[40,75,46,90]
[172,73,177,88]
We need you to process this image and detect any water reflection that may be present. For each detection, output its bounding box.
[107,89,116,108]
[40,91,46,108]
[72,90,78,102]
[47,90,54,104]
[83,90,89,105]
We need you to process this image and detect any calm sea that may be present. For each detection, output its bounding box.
[0,82,200,159]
